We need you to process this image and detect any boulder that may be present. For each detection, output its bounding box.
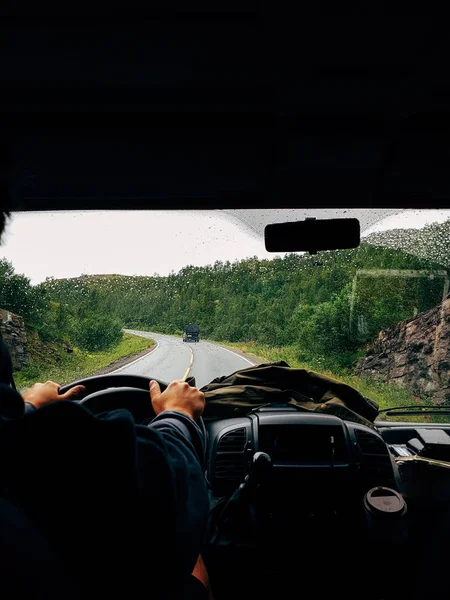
[355,295,450,404]
[0,308,28,370]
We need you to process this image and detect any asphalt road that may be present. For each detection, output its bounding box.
[118,330,255,389]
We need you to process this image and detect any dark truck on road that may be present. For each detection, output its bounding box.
[183,324,200,342]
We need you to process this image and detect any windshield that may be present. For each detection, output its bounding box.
[1,208,449,423]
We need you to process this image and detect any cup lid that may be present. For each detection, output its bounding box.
[364,486,406,517]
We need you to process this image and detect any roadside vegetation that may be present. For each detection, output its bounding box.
[14,333,154,391]
[39,243,444,371]
[1,259,156,387]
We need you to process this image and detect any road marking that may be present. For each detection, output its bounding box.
[112,340,159,373]
[118,331,254,381]
[210,343,256,366]
[181,345,195,381]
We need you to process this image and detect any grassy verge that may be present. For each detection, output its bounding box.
[14,333,155,391]
[210,340,441,422]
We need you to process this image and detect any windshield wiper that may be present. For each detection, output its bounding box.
[379,405,450,417]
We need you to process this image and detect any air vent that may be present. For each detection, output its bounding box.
[217,428,247,453]
[214,428,248,492]
[355,429,395,489]
[215,455,247,481]
[356,430,389,456]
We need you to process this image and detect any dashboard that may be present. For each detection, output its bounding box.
[206,406,398,500]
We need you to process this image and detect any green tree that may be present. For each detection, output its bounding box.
[74,315,123,352]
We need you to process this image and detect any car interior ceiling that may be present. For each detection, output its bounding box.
[2,6,450,600]
[1,4,448,213]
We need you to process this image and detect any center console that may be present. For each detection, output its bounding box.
[205,408,409,599]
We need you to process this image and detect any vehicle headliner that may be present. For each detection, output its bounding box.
[1,5,447,213]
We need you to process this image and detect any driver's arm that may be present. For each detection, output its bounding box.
[140,380,211,594]
[0,381,85,417]
[1,378,210,596]
[148,379,206,468]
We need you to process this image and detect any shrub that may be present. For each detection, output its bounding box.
[74,316,123,351]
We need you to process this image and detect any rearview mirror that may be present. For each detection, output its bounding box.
[264,218,360,254]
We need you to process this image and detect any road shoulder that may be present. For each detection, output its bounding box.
[205,340,263,366]
[90,342,157,377]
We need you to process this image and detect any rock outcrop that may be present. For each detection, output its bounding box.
[355,295,450,404]
[0,308,27,370]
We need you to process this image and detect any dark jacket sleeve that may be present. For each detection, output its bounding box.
[0,383,36,417]
[149,410,205,470]
[134,411,209,586]
[0,383,25,418]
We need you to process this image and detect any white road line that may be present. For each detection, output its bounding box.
[112,340,159,373]
[208,343,256,366]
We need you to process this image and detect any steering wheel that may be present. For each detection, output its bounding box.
[60,372,208,473]
[59,374,169,424]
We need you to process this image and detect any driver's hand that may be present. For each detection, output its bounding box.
[150,380,205,421]
[22,381,85,409]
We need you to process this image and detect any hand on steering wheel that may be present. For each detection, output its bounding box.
[150,380,205,422]
[22,380,86,409]
[58,374,205,425]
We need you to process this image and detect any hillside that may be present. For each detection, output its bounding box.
[38,243,447,372]
[366,219,450,268]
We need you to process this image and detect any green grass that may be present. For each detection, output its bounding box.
[15,333,155,391]
[211,340,444,423]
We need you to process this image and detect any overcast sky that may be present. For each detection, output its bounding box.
[2,209,450,284]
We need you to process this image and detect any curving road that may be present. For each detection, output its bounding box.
[118,330,255,389]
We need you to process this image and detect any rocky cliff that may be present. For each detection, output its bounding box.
[0,308,27,370]
[355,295,450,404]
